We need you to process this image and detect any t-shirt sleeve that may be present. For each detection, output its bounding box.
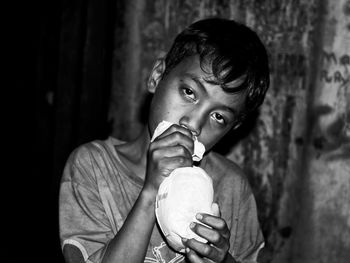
[59,146,114,263]
[230,179,264,263]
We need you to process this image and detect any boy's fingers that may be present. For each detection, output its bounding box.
[196,213,227,230]
[184,248,202,263]
[151,145,193,160]
[159,156,193,172]
[190,221,228,248]
[195,213,230,239]
[211,203,220,217]
[154,131,193,146]
[156,124,193,140]
[153,130,194,155]
[183,239,222,262]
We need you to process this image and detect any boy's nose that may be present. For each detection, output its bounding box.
[179,114,202,137]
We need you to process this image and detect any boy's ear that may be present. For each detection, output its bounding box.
[147,57,166,93]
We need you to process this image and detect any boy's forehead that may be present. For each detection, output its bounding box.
[169,55,245,89]
[171,55,212,77]
[166,55,247,110]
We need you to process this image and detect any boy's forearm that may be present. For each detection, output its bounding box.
[101,188,157,263]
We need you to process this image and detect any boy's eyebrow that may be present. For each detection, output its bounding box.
[183,72,245,91]
[222,105,237,116]
[182,73,208,94]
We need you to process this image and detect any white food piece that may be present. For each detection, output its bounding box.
[151,121,213,252]
[151,120,205,162]
[155,166,214,252]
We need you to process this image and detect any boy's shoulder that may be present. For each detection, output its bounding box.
[203,151,251,192]
[204,151,244,176]
[61,137,139,190]
[67,137,121,165]
[62,137,121,182]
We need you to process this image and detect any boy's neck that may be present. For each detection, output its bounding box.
[115,126,150,180]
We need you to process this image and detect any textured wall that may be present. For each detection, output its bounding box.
[291,0,350,262]
[226,1,320,261]
[225,1,350,262]
[109,0,350,262]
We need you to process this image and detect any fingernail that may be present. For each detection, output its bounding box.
[196,213,203,220]
[186,247,190,253]
[190,222,196,228]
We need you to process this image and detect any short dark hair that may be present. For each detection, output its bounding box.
[163,18,270,124]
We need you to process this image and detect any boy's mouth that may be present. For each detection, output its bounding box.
[152,120,205,162]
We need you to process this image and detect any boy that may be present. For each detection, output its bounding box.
[59,18,269,263]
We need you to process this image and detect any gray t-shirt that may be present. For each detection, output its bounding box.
[59,137,264,263]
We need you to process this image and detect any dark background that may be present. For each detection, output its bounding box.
[11,1,112,262]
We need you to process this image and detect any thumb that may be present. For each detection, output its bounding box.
[211,202,221,217]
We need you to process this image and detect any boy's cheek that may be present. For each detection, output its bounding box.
[200,130,228,151]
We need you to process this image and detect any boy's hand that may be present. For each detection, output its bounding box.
[182,203,231,263]
[143,124,194,196]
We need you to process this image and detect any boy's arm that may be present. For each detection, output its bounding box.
[60,157,159,263]
[61,176,158,263]
[62,187,157,263]
[100,124,194,263]
[100,188,157,263]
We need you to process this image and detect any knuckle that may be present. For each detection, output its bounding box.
[187,251,196,261]
[212,232,221,243]
[214,218,226,229]
[169,124,178,130]
[173,131,183,140]
[150,148,160,159]
[185,238,195,249]
[177,156,186,165]
[178,145,186,154]
[185,129,193,137]
[218,220,227,229]
[202,244,212,256]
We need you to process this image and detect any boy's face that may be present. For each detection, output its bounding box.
[148,55,246,151]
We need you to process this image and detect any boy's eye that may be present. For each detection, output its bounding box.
[211,112,226,125]
[181,86,196,101]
